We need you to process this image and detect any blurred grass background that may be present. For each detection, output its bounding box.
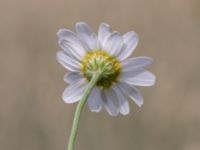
[0,0,200,150]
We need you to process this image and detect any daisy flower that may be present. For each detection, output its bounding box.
[57,22,156,116]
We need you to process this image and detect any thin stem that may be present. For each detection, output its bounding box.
[67,71,101,150]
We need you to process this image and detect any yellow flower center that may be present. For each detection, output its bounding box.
[81,50,121,88]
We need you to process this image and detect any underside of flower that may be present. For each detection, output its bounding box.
[57,22,156,116]
[81,50,121,88]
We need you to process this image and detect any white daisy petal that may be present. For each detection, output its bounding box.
[56,51,80,72]
[75,22,93,36]
[58,39,85,61]
[62,79,87,103]
[118,31,139,61]
[57,28,87,59]
[88,87,103,112]
[57,28,87,49]
[120,56,153,81]
[103,32,123,56]
[98,23,112,49]
[58,40,77,59]
[75,22,98,50]
[120,68,144,80]
[124,71,156,86]
[122,56,153,71]
[57,28,71,39]
[64,72,83,84]
[118,82,144,107]
[102,89,119,116]
[112,85,130,115]
[60,48,74,59]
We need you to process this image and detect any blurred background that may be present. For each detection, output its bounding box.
[0,0,200,150]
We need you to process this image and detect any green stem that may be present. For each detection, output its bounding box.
[68,71,101,150]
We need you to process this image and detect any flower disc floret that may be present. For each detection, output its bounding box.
[81,50,121,88]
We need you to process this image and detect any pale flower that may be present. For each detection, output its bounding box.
[57,22,156,116]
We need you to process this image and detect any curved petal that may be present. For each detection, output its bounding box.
[118,31,139,61]
[57,28,72,39]
[123,71,156,86]
[122,56,153,72]
[120,68,144,80]
[88,87,103,112]
[64,72,83,84]
[58,39,85,61]
[98,23,112,49]
[58,40,78,60]
[56,51,80,72]
[102,89,119,116]
[112,85,130,115]
[62,79,87,103]
[57,28,88,49]
[118,82,143,107]
[103,31,123,56]
[75,22,98,50]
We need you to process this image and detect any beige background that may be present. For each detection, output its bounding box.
[0,0,200,150]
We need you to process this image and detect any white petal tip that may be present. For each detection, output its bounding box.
[137,102,144,107]
[76,22,87,26]
[62,96,79,104]
[121,112,129,116]
[90,109,101,113]
[109,113,119,117]
[62,94,72,104]
[136,99,144,107]
[100,22,110,27]
[57,28,67,38]
[62,96,71,104]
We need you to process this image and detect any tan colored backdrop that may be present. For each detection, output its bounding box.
[0,0,200,150]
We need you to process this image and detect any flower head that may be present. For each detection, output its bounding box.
[57,22,156,116]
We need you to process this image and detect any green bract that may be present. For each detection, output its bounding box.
[81,50,121,88]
